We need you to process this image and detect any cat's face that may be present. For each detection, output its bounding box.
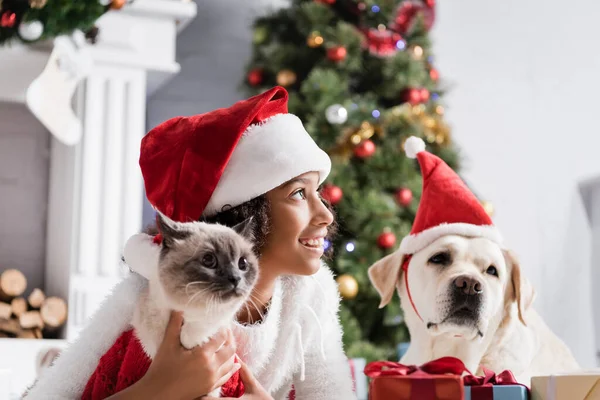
[156,216,259,310]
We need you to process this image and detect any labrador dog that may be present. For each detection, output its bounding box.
[368,234,580,385]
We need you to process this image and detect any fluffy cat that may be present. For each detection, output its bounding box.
[132,215,259,398]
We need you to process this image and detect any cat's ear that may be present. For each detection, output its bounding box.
[232,216,255,242]
[157,214,190,249]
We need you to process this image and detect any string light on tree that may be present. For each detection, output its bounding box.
[320,184,343,205]
[377,229,397,249]
[307,32,324,48]
[345,241,356,252]
[395,188,413,207]
[354,139,376,158]
[325,104,348,124]
[410,45,424,60]
[276,69,297,87]
[336,274,358,300]
[327,46,347,62]
[247,68,263,86]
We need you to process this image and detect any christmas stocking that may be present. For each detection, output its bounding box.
[26,33,92,146]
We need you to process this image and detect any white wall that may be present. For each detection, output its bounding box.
[431,0,600,367]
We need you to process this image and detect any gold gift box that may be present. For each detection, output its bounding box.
[531,370,600,400]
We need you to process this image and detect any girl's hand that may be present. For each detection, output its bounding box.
[139,311,240,400]
[203,360,274,400]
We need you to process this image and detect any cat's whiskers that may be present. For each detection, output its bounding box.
[184,281,206,297]
[185,283,215,308]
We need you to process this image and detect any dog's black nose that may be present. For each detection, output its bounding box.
[454,275,483,295]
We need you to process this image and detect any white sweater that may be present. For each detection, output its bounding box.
[24,265,356,400]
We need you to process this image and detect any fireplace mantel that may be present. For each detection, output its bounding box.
[0,0,197,104]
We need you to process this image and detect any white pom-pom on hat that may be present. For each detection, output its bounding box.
[404,136,426,159]
[123,233,161,280]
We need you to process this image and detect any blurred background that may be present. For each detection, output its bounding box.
[0,0,599,397]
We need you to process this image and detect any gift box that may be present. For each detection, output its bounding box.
[364,357,467,400]
[531,370,600,400]
[464,368,529,400]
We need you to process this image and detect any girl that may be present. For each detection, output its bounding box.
[26,86,355,400]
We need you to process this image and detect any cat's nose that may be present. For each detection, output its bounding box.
[229,275,241,289]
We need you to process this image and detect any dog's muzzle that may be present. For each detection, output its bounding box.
[446,275,483,324]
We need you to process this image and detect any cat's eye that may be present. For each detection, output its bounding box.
[428,251,451,265]
[290,188,306,200]
[201,253,217,268]
[486,265,498,277]
[238,257,248,271]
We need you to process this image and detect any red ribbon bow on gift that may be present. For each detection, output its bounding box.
[364,356,471,378]
[364,357,470,399]
[463,367,530,400]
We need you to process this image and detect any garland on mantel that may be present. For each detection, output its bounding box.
[0,0,130,46]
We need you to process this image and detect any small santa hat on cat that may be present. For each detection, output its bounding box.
[399,136,503,254]
[124,86,331,278]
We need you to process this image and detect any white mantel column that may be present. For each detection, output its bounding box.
[44,0,197,340]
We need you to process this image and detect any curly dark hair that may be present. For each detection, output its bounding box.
[200,195,338,259]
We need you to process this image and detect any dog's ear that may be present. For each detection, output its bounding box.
[368,250,405,309]
[503,249,536,326]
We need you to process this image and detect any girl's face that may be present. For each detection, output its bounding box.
[260,171,334,276]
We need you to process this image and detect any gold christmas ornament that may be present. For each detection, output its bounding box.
[481,200,495,217]
[276,69,297,87]
[329,121,383,161]
[423,116,436,129]
[435,105,445,115]
[29,0,47,8]
[336,274,359,300]
[350,134,362,145]
[307,32,324,48]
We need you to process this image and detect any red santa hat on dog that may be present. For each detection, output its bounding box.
[141,85,331,223]
[400,136,503,254]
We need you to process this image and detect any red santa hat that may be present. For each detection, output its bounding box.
[140,86,331,223]
[399,136,503,255]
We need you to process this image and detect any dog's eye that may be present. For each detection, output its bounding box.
[486,265,498,276]
[201,253,217,268]
[428,252,451,265]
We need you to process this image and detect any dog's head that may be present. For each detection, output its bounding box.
[368,235,535,340]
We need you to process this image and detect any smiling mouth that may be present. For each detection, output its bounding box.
[299,237,325,249]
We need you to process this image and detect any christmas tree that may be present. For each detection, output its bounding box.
[0,0,123,46]
[242,0,469,362]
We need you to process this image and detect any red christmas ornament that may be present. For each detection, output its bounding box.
[425,0,435,8]
[404,88,430,105]
[429,68,439,81]
[377,231,397,249]
[1,12,16,28]
[321,184,343,205]
[354,140,376,159]
[247,69,263,86]
[327,46,347,62]
[395,188,413,207]
[315,0,336,4]
[362,27,404,57]
[392,1,435,35]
